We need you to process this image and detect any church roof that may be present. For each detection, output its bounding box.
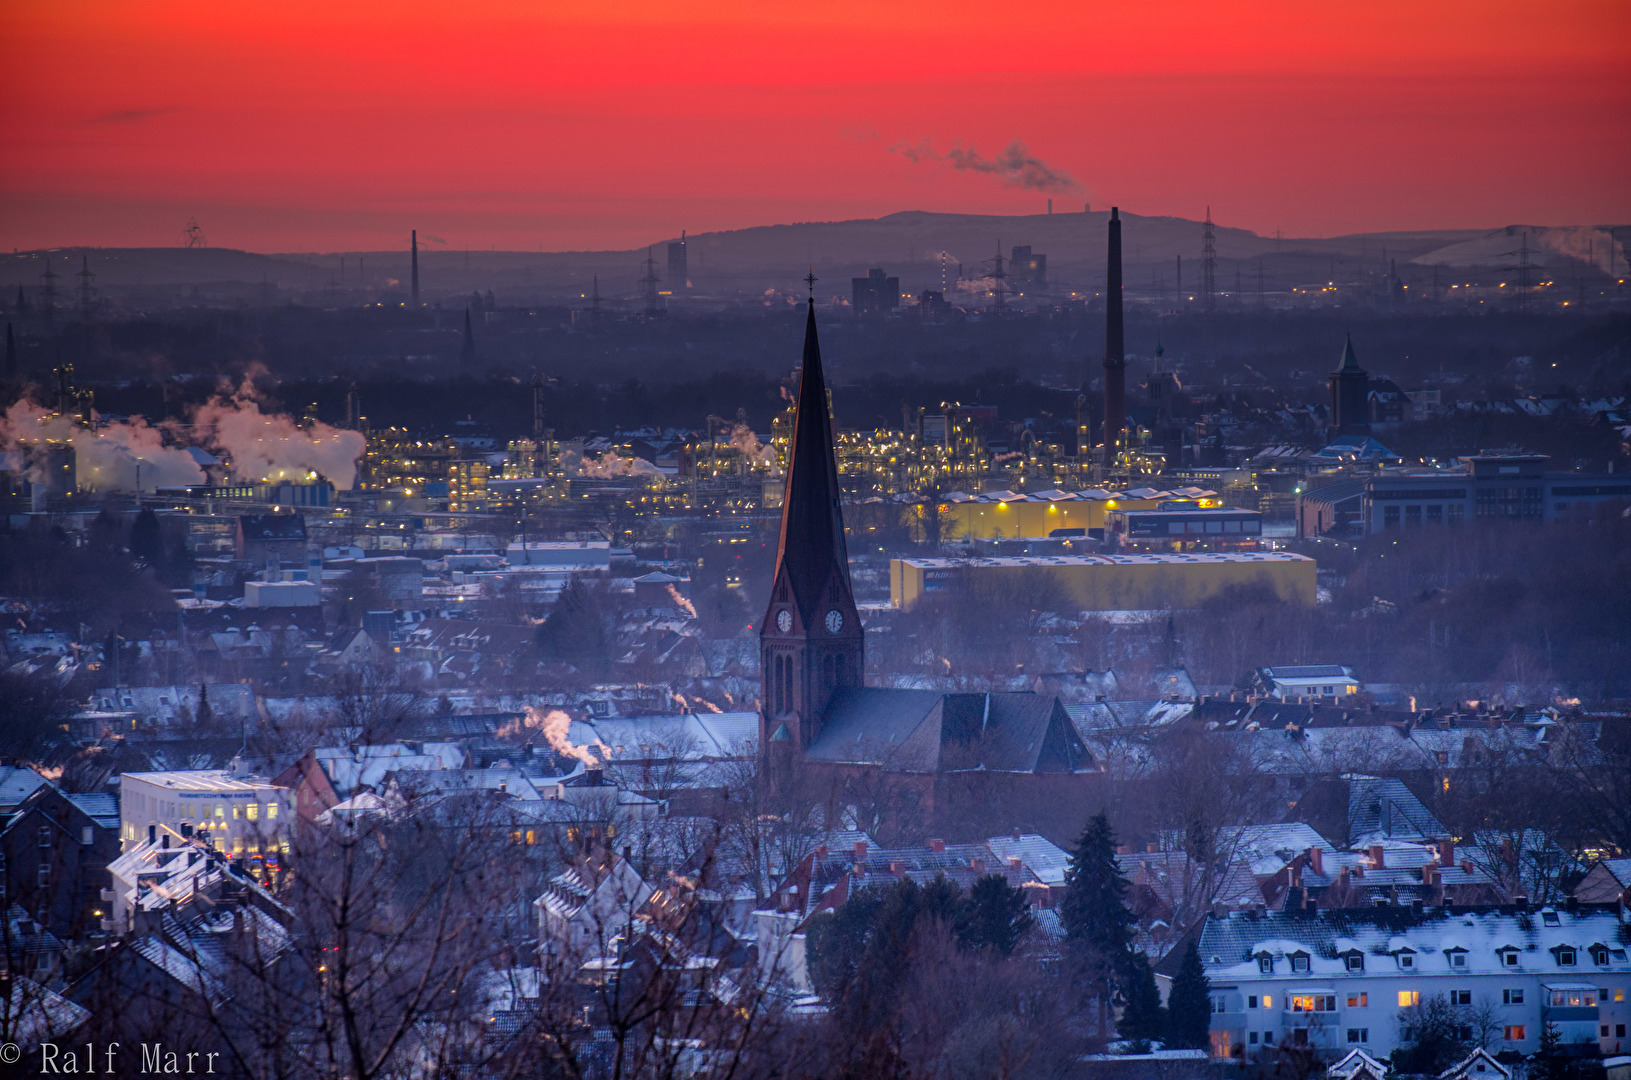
[806,688,1092,774]
[1334,333,1365,374]
[771,300,850,623]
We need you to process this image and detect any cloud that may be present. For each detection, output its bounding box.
[89,107,176,125]
[891,137,1080,193]
[421,233,448,245]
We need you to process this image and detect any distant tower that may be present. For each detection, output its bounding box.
[1328,334,1371,437]
[76,256,96,319]
[180,217,206,248]
[590,275,603,327]
[460,308,476,368]
[1201,207,1217,313]
[667,231,688,291]
[1103,207,1126,470]
[531,373,547,438]
[411,230,420,307]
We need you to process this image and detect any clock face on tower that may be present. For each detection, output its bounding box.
[825,609,844,634]
[776,609,793,633]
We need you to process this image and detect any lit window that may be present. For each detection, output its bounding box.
[1399,991,1420,1008]
[214,805,225,819]
[232,805,242,820]
[1504,1026,1526,1041]
[1262,995,1273,1009]
[1347,993,1368,1007]
[247,804,259,821]
[267,802,278,819]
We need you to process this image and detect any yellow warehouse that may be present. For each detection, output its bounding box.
[889,552,1316,611]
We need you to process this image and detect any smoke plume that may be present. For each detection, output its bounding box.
[892,138,1079,193]
[189,381,366,489]
[729,423,780,473]
[1,399,205,492]
[524,706,613,767]
[558,449,663,479]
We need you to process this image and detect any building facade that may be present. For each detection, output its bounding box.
[1182,906,1631,1062]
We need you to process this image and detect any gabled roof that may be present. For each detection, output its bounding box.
[806,688,1091,774]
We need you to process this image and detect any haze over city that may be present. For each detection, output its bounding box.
[0,4,1628,1080]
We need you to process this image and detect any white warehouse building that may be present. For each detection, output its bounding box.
[1172,905,1631,1062]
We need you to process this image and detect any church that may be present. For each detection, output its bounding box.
[758,297,1094,837]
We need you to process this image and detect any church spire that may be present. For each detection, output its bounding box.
[773,298,851,617]
[761,298,863,749]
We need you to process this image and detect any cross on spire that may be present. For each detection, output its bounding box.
[804,267,818,299]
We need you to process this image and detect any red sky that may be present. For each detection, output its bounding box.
[3,0,1628,252]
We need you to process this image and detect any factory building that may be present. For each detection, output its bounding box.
[940,485,1222,540]
[889,551,1316,612]
[1297,453,1631,537]
[1105,504,1265,552]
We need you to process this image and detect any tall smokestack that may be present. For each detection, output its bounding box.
[1103,207,1125,470]
[411,230,420,307]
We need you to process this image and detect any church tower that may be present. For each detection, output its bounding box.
[1328,333,1371,437]
[761,299,863,752]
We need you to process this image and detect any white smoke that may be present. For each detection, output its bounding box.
[729,423,780,473]
[665,583,697,619]
[189,381,366,490]
[0,399,205,492]
[558,449,662,479]
[524,706,612,767]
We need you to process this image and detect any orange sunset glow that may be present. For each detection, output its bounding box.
[3,0,1628,251]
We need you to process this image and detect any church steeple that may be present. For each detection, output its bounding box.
[761,299,863,751]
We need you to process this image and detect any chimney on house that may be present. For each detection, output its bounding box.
[971,858,987,875]
[928,838,946,853]
[1440,838,1456,867]
[147,824,156,843]
[1308,847,1324,875]
[1369,844,1385,869]
[889,861,905,878]
[853,840,867,861]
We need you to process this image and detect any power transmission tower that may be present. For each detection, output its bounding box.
[641,247,661,316]
[590,274,603,327]
[76,256,96,319]
[180,217,207,248]
[1201,207,1217,313]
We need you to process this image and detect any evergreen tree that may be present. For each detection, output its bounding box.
[956,874,1034,955]
[1060,812,1134,956]
[197,684,214,729]
[1532,1022,1566,1080]
[1165,939,1213,1049]
[1062,811,1139,1027]
[1118,951,1166,1045]
[129,508,164,566]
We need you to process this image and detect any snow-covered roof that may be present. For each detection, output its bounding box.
[1198,906,1631,980]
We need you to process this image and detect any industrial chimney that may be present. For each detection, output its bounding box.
[411,230,420,307]
[1102,207,1125,470]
